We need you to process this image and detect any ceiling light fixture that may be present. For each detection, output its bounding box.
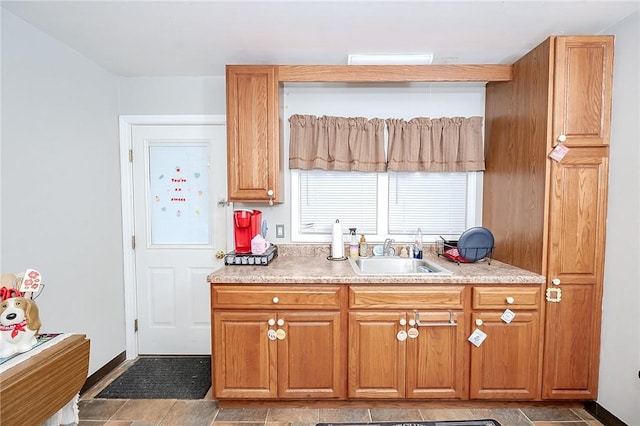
[347,53,434,65]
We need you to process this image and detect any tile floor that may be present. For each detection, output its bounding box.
[78,361,606,426]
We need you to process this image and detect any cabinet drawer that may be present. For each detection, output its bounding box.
[472,286,540,309]
[349,286,465,309]
[212,285,343,309]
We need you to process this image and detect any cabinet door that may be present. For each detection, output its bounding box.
[348,311,406,398]
[278,311,346,399]
[469,311,540,399]
[212,311,276,398]
[406,311,467,399]
[226,65,280,203]
[542,148,608,399]
[553,36,614,147]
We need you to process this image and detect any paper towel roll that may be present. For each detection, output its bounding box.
[331,220,344,259]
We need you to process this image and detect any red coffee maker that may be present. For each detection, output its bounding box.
[233,209,262,253]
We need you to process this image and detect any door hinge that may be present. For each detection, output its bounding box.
[134,319,138,332]
[131,235,136,249]
[129,149,133,163]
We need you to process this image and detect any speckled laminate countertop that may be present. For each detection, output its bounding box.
[207,244,545,285]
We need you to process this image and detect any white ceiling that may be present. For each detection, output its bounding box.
[2,0,638,77]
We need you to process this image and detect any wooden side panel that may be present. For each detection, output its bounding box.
[470,312,540,399]
[278,311,346,398]
[406,312,468,399]
[483,38,552,274]
[553,36,614,147]
[213,312,277,398]
[348,311,405,398]
[226,65,280,202]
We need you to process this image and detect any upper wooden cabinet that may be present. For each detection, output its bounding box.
[483,35,613,400]
[552,37,614,147]
[226,65,281,203]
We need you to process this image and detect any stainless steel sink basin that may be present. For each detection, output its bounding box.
[349,256,452,276]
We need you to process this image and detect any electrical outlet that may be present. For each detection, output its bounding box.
[276,224,285,238]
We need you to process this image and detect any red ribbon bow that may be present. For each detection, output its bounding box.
[0,320,28,339]
[0,286,22,301]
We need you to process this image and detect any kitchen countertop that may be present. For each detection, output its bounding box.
[207,244,545,285]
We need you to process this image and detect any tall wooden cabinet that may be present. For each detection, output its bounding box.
[483,36,613,400]
[226,65,281,204]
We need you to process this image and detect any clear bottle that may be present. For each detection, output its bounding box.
[359,234,368,257]
[414,228,423,259]
[349,228,359,258]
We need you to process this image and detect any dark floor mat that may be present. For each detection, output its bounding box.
[96,356,211,399]
[317,422,501,426]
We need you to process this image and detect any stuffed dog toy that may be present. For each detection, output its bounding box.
[0,296,41,357]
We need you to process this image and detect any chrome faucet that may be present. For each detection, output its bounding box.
[383,238,395,256]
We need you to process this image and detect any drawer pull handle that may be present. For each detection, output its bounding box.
[415,312,458,327]
[506,296,515,304]
[272,296,279,304]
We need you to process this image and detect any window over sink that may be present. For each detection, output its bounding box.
[291,169,480,243]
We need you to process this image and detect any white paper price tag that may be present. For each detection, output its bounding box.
[468,328,487,347]
[549,143,570,162]
[501,309,516,323]
[19,269,42,294]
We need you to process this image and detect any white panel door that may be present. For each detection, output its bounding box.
[132,124,227,354]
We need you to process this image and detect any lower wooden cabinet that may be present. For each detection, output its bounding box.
[469,311,540,399]
[211,283,544,402]
[349,310,467,399]
[469,286,542,399]
[212,285,346,399]
[213,310,345,399]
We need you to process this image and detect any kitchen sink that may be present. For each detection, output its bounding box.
[349,256,452,276]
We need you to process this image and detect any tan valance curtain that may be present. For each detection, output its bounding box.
[386,117,485,172]
[288,114,386,172]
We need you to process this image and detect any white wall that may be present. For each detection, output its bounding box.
[1,10,124,375]
[599,10,640,425]
[118,76,225,115]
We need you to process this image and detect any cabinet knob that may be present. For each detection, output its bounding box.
[267,189,274,206]
[399,318,407,326]
[272,296,279,304]
[506,296,515,304]
[551,278,561,286]
[268,318,275,326]
[277,318,285,326]
[475,319,483,326]
[408,319,416,326]
[557,134,567,143]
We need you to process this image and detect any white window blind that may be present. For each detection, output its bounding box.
[388,172,467,235]
[294,170,473,240]
[298,170,378,234]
